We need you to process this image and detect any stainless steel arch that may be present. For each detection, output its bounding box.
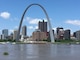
[16,3,54,42]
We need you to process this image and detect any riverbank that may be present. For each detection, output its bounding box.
[0,41,80,45]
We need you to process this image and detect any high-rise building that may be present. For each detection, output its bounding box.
[22,25,27,37]
[13,30,18,40]
[64,29,70,40]
[73,32,76,37]
[0,35,2,39]
[56,27,64,39]
[0,34,5,40]
[2,29,8,39]
[76,30,80,40]
[38,20,47,32]
[57,27,63,35]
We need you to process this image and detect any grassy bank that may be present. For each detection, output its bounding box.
[53,39,80,44]
[0,39,80,44]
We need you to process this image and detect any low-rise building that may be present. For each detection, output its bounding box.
[32,29,48,41]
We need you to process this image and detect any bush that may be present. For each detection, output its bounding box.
[3,52,9,55]
[0,39,16,42]
[55,39,75,43]
[43,39,51,42]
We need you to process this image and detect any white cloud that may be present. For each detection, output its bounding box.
[26,17,42,24]
[53,27,56,31]
[0,12,10,19]
[35,26,38,29]
[29,18,42,24]
[43,18,48,22]
[28,26,34,29]
[26,17,48,24]
[27,26,38,30]
[65,20,80,26]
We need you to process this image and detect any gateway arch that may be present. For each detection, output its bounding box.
[16,3,54,42]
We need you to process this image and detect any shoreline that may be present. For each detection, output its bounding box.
[0,41,80,45]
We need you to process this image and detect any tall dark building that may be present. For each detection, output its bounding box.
[64,29,70,40]
[22,25,27,36]
[38,20,47,32]
[56,27,64,39]
[57,27,63,35]
[73,32,76,37]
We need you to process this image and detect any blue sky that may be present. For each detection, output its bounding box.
[0,0,80,36]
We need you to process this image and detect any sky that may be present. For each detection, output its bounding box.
[0,0,80,36]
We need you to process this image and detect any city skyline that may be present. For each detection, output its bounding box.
[0,0,80,36]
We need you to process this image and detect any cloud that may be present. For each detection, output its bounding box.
[27,17,42,24]
[35,26,38,29]
[27,26,38,30]
[28,26,34,29]
[65,20,80,26]
[0,12,10,19]
[29,18,42,24]
[53,27,56,31]
[43,18,48,22]
[26,17,48,24]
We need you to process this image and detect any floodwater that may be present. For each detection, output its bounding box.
[0,43,80,60]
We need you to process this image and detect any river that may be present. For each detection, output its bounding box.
[0,43,80,60]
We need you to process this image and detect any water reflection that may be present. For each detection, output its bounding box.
[0,44,80,60]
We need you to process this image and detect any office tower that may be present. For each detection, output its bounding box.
[2,29,8,39]
[0,34,5,40]
[57,27,63,35]
[76,30,80,40]
[0,35,2,39]
[22,25,27,37]
[56,27,64,39]
[64,29,70,40]
[13,30,18,40]
[32,29,48,41]
[73,32,76,37]
[38,20,47,32]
